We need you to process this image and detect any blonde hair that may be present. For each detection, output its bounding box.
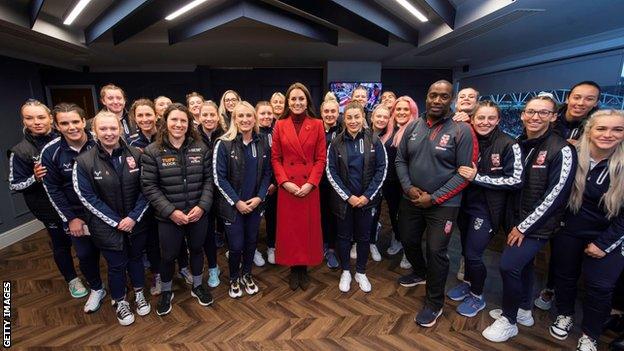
[324,91,337,102]
[569,109,624,219]
[270,92,285,102]
[99,84,125,100]
[186,92,204,105]
[21,99,51,115]
[220,101,259,141]
[92,110,122,137]
[321,99,339,112]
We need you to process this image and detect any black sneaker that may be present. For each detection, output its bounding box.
[156,291,174,316]
[191,285,214,306]
[398,273,426,287]
[415,306,442,328]
[241,274,259,295]
[229,279,243,298]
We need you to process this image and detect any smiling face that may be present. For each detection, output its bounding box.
[95,115,121,150]
[55,111,86,143]
[256,105,274,128]
[288,88,307,115]
[199,104,219,132]
[167,110,189,141]
[472,106,500,136]
[321,102,339,127]
[271,96,285,115]
[393,100,411,126]
[234,105,255,134]
[134,105,157,133]
[566,84,600,121]
[589,114,624,153]
[101,88,125,115]
[224,92,240,113]
[456,88,478,113]
[344,107,364,136]
[372,108,390,131]
[426,83,453,119]
[381,92,396,109]
[521,99,557,138]
[188,96,203,117]
[22,105,52,135]
[154,97,172,117]
[352,88,368,106]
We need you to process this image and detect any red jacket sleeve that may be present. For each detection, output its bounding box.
[271,121,289,186]
[307,120,326,186]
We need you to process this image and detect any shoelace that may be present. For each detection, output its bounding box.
[117,301,132,319]
[555,315,572,329]
[136,292,148,308]
[578,337,596,350]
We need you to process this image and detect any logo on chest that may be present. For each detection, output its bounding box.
[188,155,202,165]
[93,170,110,180]
[62,162,72,172]
[161,156,177,167]
[533,150,547,169]
[491,153,502,170]
[435,134,451,151]
[126,157,139,172]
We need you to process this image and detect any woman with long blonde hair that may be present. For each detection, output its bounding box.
[218,90,241,130]
[548,110,624,351]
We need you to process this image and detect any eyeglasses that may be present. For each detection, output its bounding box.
[523,109,554,118]
[224,98,239,103]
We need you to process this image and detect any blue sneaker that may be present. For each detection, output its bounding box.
[398,273,426,287]
[325,249,339,269]
[456,294,486,317]
[207,266,221,288]
[447,282,471,301]
[415,306,442,327]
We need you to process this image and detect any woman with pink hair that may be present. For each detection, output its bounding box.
[379,96,419,267]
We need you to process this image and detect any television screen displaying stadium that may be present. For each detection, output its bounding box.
[329,82,382,113]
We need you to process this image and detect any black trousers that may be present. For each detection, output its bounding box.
[398,197,458,311]
[158,215,208,283]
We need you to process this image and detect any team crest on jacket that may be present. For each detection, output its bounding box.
[474,217,483,230]
[126,156,136,169]
[535,150,548,167]
[439,134,450,147]
[188,155,202,164]
[444,220,453,235]
[491,154,500,167]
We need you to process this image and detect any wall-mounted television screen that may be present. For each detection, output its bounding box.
[329,82,382,112]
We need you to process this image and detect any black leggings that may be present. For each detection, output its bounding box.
[158,215,208,284]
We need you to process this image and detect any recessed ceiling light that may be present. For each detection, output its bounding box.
[165,0,209,21]
[394,0,428,22]
[63,0,93,25]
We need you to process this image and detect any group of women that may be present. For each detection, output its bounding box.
[7,80,624,351]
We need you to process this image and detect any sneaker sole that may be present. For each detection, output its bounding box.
[229,291,243,298]
[415,310,442,328]
[208,281,220,288]
[549,327,569,340]
[84,291,107,314]
[71,291,89,299]
[482,328,518,342]
[136,306,151,316]
[488,310,534,327]
[245,287,259,295]
[399,280,426,288]
[156,292,174,316]
[118,315,135,326]
[355,277,371,293]
[190,291,214,306]
[447,293,469,302]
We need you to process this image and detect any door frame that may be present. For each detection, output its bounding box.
[44,84,99,113]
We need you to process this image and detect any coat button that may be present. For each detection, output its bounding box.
[304,175,308,179]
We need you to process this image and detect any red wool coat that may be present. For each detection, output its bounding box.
[271,116,327,266]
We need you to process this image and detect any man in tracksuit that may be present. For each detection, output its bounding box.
[395,80,478,327]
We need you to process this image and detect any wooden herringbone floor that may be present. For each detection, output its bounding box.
[0,221,616,350]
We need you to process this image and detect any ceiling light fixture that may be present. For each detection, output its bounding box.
[165,0,209,21]
[394,0,428,22]
[63,0,93,25]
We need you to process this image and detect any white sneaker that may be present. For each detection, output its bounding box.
[370,244,382,262]
[482,316,518,342]
[339,270,352,293]
[489,308,534,327]
[135,290,151,316]
[576,334,597,351]
[253,249,265,267]
[68,277,88,298]
[150,274,162,296]
[549,315,573,340]
[456,257,465,281]
[84,288,107,313]
[354,272,372,293]
[115,300,135,326]
[267,247,275,264]
[386,233,403,255]
[400,254,412,269]
[350,244,357,259]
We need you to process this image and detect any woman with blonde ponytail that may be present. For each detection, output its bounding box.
[549,110,624,351]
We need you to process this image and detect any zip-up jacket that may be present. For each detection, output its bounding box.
[198,125,224,151]
[213,132,273,222]
[141,136,213,222]
[462,126,524,230]
[561,159,624,255]
[508,127,577,238]
[40,133,97,224]
[8,131,61,223]
[396,114,478,207]
[320,124,342,188]
[553,104,594,141]
[127,130,156,150]
[326,129,387,219]
[73,141,149,251]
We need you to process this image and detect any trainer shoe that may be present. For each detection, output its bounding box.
[253,249,265,267]
[370,244,382,262]
[456,257,465,281]
[350,244,357,259]
[576,335,597,351]
[534,288,555,311]
[191,285,214,306]
[150,274,162,296]
[156,291,174,316]
[68,277,88,298]
[549,315,573,340]
[267,247,276,264]
[457,294,486,317]
[178,267,193,285]
[398,273,426,287]
[229,279,243,298]
[400,254,412,269]
[241,274,259,295]
[135,289,151,316]
[115,300,135,326]
[387,234,403,255]
[482,316,518,342]
[83,288,106,313]
[339,270,352,292]
[447,282,471,301]
[489,308,534,327]
[325,248,339,269]
[354,272,372,293]
[415,306,442,327]
[207,266,221,288]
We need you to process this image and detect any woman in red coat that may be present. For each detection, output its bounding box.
[271,82,327,290]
